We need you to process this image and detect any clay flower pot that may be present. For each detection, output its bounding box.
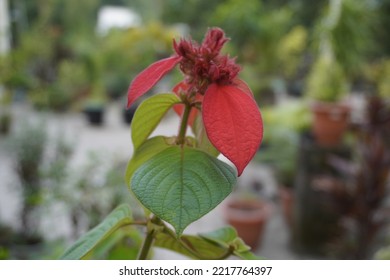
[311,102,350,147]
[224,198,270,250]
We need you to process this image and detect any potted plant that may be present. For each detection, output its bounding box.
[224,192,270,251]
[84,101,105,126]
[305,52,349,147]
[83,84,106,126]
[304,0,374,147]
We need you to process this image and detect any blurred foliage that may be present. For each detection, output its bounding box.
[10,121,47,238]
[364,59,390,99]
[277,26,308,79]
[11,121,47,189]
[0,112,12,135]
[318,0,377,77]
[262,100,311,134]
[312,0,376,79]
[100,22,177,99]
[212,0,294,69]
[161,0,224,40]
[1,124,143,258]
[376,0,390,56]
[305,54,347,102]
[48,152,142,239]
[2,0,179,111]
[257,100,310,185]
[375,243,390,260]
[377,60,390,98]
[4,0,101,111]
[303,0,378,103]
[256,126,299,187]
[3,0,386,110]
[330,0,376,76]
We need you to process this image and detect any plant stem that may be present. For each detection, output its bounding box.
[130,221,148,226]
[137,216,164,260]
[138,227,155,260]
[177,103,192,145]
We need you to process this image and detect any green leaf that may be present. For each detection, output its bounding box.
[200,227,264,260]
[125,136,172,186]
[154,227,262,260]
[200,227,240,245]
[235,250,263,260]
[154,230,227,259]
[192,115,219,157]
[131,93,181,149]
[131,146,236,235]
[87,227,143,260]
[60,204,133,260]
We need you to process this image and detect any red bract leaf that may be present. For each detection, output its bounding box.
[233,78,253,97]
[127,56,181,108]
[172,81,202,127]
[202,84,263,176]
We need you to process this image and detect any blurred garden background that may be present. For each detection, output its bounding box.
[1,0,390,260]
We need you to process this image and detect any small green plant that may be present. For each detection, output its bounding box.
[11,121,47,239]
[258,101,310,186]
[305,0,352,103]
[362,58,390,99]
[277,26,308,79]
[61,28,264,260]
[305,54,347,102]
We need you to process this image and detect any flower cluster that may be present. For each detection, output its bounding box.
[173,28,240,93]
[127,28,263,176]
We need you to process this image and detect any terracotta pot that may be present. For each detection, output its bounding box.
[224,198,270,250]
[311,102,350,147]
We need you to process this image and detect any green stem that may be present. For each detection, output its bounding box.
[138,227,155,260]
[130,221,148,226]
[137,216,164,260]
[177,103,192,145]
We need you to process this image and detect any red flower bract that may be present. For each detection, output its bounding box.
[127,56,181,108]
[203,84,263,176]
[126,27,263,176]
